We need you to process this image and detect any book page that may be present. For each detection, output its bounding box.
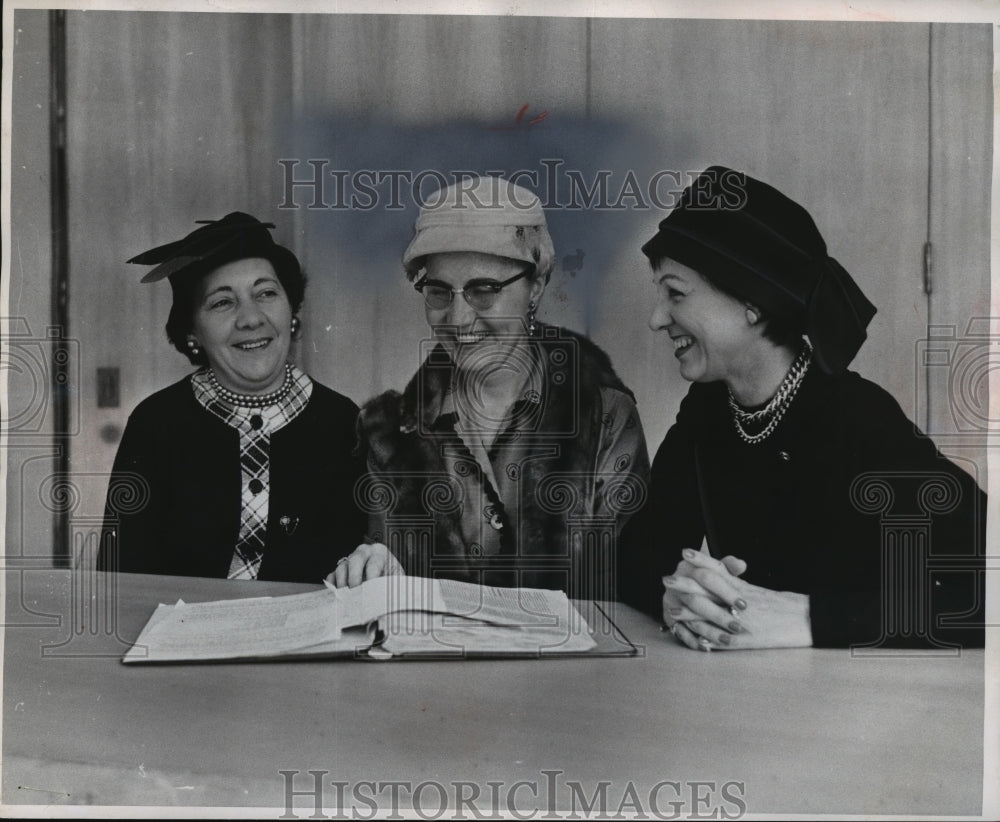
[433,578,575,627]
[331,575,582,629]
[373,578,597,655]
[380,607,596,656]
[326,575,399,627]
[123,588,341,663]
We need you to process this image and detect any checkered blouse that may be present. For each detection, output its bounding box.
[190,364,313,579]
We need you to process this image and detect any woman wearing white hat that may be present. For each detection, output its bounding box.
[330,177,649,600]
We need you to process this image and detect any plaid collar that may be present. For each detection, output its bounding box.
[191,364,313,433]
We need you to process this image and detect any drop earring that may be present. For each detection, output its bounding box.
[290,316,301,336]
[527,301,537,336]
[187,339,201,357]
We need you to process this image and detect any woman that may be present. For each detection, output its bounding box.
[331,177,650,600]
[98,212,365,582]
[622,166,985,650]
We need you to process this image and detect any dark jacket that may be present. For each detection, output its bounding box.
[621,368,986,648]
[98,377,365,582]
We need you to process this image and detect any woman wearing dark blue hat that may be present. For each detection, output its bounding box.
[622,167,985,649]
[98,213,365,582]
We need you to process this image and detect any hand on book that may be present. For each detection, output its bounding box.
[326,541,403,588]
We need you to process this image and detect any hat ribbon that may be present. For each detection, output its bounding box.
[804,255,877,374]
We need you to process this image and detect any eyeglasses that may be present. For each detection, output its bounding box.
[414,268,533,311]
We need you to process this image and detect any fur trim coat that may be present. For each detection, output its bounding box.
[356,325,650,600]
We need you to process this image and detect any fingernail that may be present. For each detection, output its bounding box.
[668,607,683,617]
[682,548,696,560]
[717,633,732,646]
[734,598,748,611]
[728,621,744,633]
[662,576,677,587]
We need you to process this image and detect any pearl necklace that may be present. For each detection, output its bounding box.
[728,341,812,445]
[208,364,293,408]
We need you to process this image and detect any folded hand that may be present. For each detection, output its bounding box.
[663,549,812,650]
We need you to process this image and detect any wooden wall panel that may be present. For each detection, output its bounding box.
[64,11,295,554]
[7,10,56,561]
[11,13,986,562]
[926,23,992,486]
[290,14,590,403]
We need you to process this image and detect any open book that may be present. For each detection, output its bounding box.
[122,575,637,663]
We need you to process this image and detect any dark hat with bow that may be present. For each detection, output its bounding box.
[128,212,292,284]
[641,166,876,374]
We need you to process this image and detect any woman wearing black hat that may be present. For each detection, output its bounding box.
[97,213,365,582]
[622,167,985,650]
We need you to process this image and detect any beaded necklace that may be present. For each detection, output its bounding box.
[207,364,294,408]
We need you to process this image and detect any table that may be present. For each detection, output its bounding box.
[1,569,985,815]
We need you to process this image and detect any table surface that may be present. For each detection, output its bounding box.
[1,569,986,815]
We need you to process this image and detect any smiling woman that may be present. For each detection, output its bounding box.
[622,167,986,650]
[188,258,294,395]
[329,177,650,600]
[97,213,365,582]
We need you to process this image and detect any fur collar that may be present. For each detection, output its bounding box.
[358,325,633,596]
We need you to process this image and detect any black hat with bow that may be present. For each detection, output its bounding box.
[129,212,294,285]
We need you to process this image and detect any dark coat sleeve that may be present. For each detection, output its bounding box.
[259,385,366,582]
[807,377,986,649]
[621,375,986,650]
[97,400,162,574]
[97,383,241,577]
[618,384,708,616]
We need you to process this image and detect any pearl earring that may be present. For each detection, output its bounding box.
[187,339,201,356]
